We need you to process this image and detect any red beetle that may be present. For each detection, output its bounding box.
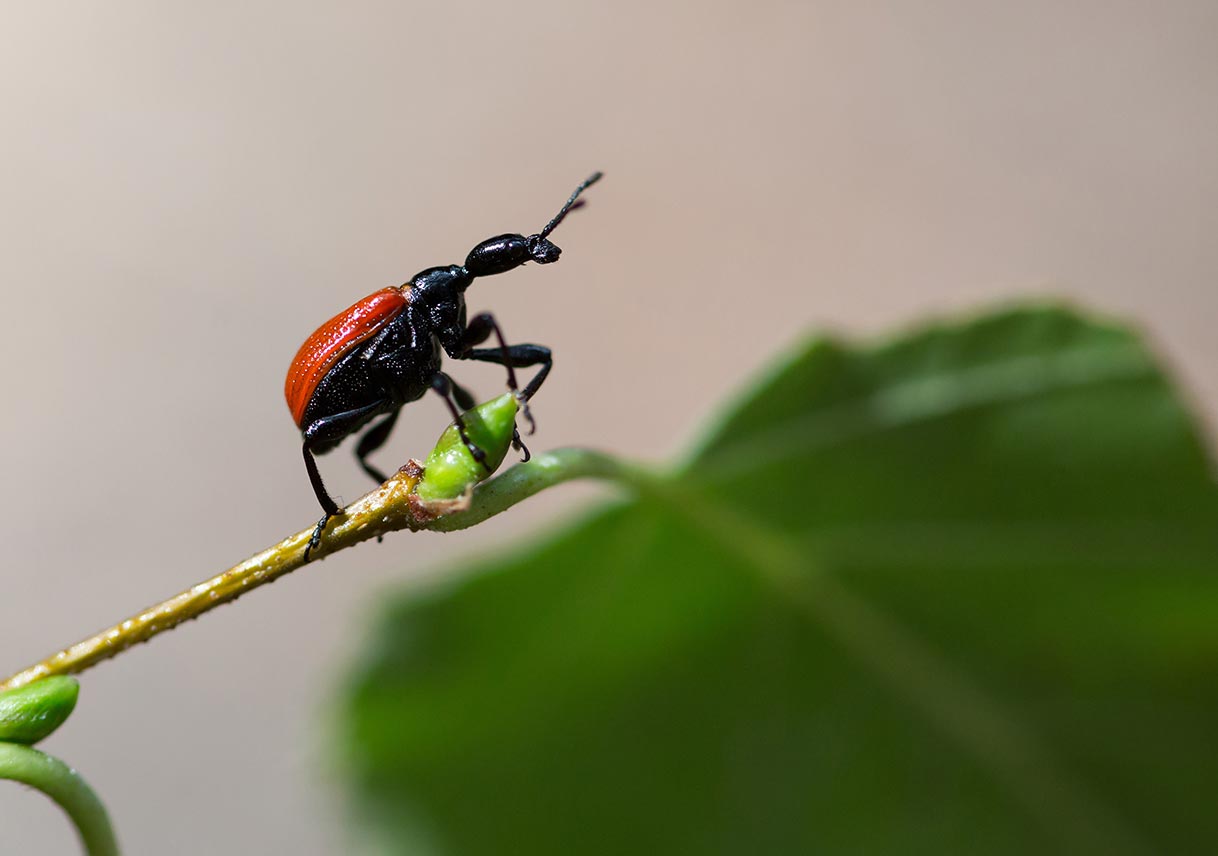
[285,173,602,557]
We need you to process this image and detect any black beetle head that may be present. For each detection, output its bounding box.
[461,172,601,282]
[526,235,562,264]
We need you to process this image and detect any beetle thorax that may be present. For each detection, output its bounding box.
[407,264,469,341]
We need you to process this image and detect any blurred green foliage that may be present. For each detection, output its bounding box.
[341,306,1218,855]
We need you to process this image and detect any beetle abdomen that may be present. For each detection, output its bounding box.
[285,286,410,427]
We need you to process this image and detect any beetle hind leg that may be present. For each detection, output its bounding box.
[354,410,400,485]
[301,399,389,561]
[302,444,339,562]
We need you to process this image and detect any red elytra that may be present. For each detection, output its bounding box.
[284,286,411,427]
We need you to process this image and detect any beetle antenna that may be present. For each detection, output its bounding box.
[537,172,603,240]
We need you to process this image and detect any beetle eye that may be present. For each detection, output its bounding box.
[527,236,561,265]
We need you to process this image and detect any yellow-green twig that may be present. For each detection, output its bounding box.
[0,448,632,693]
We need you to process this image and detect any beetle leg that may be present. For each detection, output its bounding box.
[306,514,331,560]
[432,373,492,471]
[354,410,402,546]
[512,426,531,462]
[462,313,521,394]
[354,410,400,485]
[460,325,524,457]
[303,443,340,517]
[450,377,477,412]
[302,400,390,561]
[460,313,548,437]
[461,312,495,346]
[303,445,339,562]
[459,344,552,434]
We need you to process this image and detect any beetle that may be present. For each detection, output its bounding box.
[285,172,602,558]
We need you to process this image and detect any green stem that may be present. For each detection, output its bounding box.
[0,448,643,691]
[0,743,119,856]
[427,447,643,531]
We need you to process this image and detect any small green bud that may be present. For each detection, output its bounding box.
[0,677,79,744]
[416,393,520,502]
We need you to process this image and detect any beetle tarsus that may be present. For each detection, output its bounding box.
[519,398,537,435]
[512,427,532,463]
[305,513,332,562]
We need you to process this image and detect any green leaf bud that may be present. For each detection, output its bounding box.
[416,393,520,502]
[0,677,80,745]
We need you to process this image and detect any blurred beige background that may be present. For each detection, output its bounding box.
[1,2,1215,853]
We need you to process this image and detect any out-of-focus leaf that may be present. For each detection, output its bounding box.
[341,305,1218,855]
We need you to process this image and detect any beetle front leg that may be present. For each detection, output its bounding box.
[431,373,492,472]
[458,343,553,434]
[461,312,521,394]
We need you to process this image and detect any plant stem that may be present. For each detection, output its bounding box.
[0,448,636,692]
[0,743,119,856]
[428,446,638,530]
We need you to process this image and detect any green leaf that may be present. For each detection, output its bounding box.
[340,305,1218,855]
[0,677,79,745]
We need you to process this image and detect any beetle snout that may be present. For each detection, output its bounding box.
[527,236,561,265]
